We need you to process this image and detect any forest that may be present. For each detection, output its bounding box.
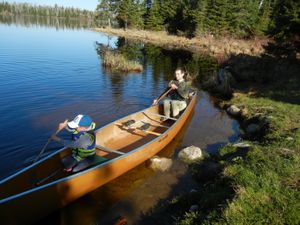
[0,1,94,20]
[95,0,299,52]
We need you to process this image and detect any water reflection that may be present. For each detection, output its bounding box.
[96,37,219,85]
[0,14,94,29]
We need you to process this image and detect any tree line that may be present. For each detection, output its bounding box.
[95,0,299,44]
[0,2,94,19]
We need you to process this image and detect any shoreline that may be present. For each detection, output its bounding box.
[93,27,268,59]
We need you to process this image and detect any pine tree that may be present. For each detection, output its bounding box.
[95,0,117,27]
[268,0,300,56]
[117,0,145,29]
[145,0,164,30]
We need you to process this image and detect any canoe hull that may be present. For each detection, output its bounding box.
[0,94,197,225]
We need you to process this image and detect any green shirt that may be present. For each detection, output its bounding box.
[168,80,190,100]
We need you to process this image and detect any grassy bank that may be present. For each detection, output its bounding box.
[136,92,299,225]
[93,27,266,58]
[102,50,143,72]
[214,94,300,224]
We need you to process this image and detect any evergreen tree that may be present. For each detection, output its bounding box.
[95,0,117,27]
[268,0,300,56]
[145,0,164,30]
[116,0,145,29]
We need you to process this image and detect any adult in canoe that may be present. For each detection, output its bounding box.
[51,114,97,172]
[153,67,191,118]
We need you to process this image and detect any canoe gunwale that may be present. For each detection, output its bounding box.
[0,93,197,204]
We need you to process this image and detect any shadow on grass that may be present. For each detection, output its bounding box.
[223,52,300,105]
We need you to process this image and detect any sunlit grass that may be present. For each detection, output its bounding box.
[197,95,299,224]
[102,50,143,72]
[139,93,299,224]
[93,27,265,57]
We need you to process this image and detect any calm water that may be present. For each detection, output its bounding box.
[0,21,240,224]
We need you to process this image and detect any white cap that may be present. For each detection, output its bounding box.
[67,114,93,129]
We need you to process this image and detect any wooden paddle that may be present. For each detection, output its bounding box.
[32,128,61,163]
[152,87,173,106]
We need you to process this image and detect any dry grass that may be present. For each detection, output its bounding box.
[102,50,143,72]
[93,27,267,57]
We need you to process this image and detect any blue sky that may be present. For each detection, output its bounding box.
[4,0,99,10]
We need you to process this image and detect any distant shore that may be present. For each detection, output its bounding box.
[93,27,268,59]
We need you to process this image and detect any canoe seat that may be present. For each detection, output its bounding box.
[92,155,109,165]
[144,112,177,121]
[96,144,125,155]
[115,122,161,136]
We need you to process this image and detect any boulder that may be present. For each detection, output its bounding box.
[148,156,173,172]
[226,105,241,116]
[240,108,249,118]
[245,123,260,134]
[189,205,199,212]
[178,146,203,164]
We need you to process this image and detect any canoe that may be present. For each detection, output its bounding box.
[0,93,197,225]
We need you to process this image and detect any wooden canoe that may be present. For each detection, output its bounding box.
[0,93,197,225]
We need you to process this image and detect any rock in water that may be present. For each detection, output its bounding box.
[148,156,173,172]
[226,105,241,116]
[178,146,203,164]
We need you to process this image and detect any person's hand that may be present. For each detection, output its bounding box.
[170,83,178,90]
[51,134,61,142]
[152,99,158,106]
[58,119,68,131]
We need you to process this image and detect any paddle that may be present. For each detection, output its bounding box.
[35,167,63,186]
[152,87,172,106]
[32,128,61,163]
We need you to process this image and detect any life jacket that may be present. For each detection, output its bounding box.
[71,123,96,160]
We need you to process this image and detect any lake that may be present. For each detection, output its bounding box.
[0,19,240,224]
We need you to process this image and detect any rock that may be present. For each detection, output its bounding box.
[240,108,249,118]
[148,156,173,172]
[233,142,251,150]
[286,137,294,141]
[226,105,241,116]
[190,189,197,193]
[245,123,260,134]
[189,205,199,212]
[178,146,203,164]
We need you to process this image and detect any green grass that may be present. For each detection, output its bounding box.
[102,50,143,72]
[139,93,300,225]
[180,95,300,224]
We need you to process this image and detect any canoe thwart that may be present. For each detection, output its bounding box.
[115,122,161,136]
[96,145,125,155]
[141,121,170,129]
[144,112,177,121]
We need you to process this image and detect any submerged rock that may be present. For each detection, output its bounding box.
[178,146,203,164]
[148,156,173,172]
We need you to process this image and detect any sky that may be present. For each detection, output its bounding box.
[4,0,99,11]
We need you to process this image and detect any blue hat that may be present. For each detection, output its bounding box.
[67,115,93,128]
